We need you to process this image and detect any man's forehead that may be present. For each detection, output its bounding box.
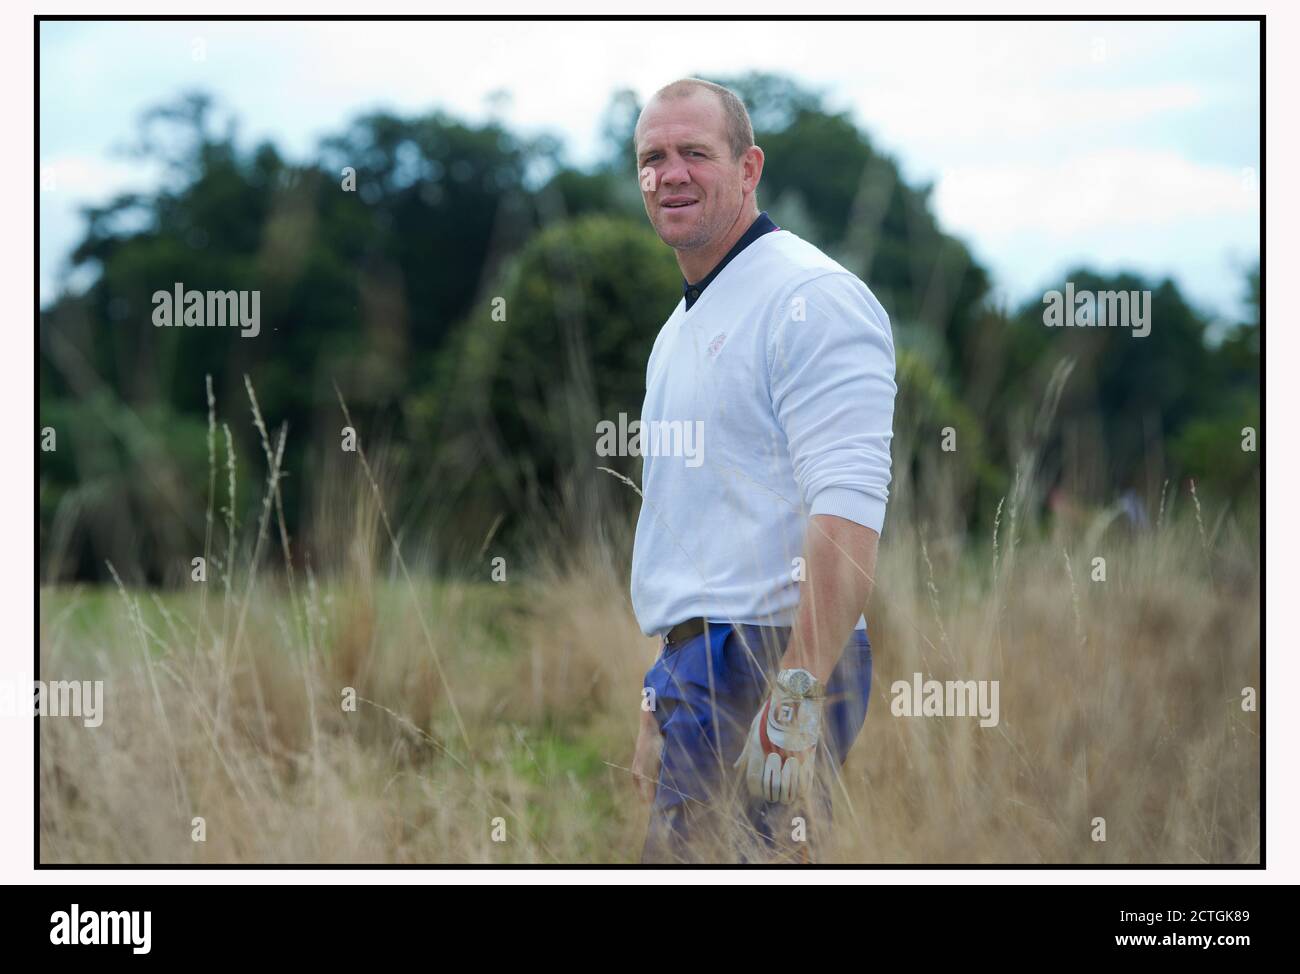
[636,93,725,151]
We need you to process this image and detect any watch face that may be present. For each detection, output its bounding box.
[782,669,816,697]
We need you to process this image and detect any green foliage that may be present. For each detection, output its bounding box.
[407,215,681,552]
[38,81,1259,580]
[39,390,220,584]
[1003,268,1259,508]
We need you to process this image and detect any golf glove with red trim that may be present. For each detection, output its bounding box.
[734,668,825,804]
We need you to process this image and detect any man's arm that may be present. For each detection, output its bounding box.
[631,706,662,803]
[736,272,895,802]
[766,272,895,686]
[780,514,879,683]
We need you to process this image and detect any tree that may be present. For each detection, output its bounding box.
[405,215,681,557]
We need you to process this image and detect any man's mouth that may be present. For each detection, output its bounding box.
[661,198,698,209]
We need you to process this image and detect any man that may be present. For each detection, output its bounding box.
[628,78,897,864]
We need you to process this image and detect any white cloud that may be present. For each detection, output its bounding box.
[935,149,1259,240]
[39,154,152,198]
[860,83,1207,153]
[36,19,1259,315]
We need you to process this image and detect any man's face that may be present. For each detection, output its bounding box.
[635,91,750,252]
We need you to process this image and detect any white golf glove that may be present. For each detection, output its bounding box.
[734,668,824,804]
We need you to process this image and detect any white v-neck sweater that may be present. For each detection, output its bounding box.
[629,229,897,638]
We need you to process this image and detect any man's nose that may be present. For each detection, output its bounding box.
[659,156,691,186]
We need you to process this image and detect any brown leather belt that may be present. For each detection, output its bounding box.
[660,616,790,660]
[663,617,709,647]
[663,617,792,651]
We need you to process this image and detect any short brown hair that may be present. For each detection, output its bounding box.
[638,78,755,162]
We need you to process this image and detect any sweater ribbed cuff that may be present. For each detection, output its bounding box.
[809,486,886,534]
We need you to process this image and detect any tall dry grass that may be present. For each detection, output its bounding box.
[38,378,1259,864]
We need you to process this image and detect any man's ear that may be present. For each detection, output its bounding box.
[743,145,765,195]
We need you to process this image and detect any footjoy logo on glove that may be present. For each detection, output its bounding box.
[49,905,151,954]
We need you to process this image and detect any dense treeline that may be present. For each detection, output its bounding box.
[38,74,1259,583]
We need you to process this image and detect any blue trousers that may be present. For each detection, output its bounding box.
[641,621,873,863]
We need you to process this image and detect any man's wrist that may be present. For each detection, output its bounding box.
[777,667,826,700]
[780,636,832,684]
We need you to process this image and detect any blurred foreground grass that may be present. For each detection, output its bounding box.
[39,501,1259,865]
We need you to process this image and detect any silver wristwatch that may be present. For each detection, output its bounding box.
[777,668,825,699]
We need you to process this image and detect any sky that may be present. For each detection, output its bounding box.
[38,19,1260,323]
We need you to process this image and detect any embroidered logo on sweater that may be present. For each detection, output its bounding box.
[706,332,728,359]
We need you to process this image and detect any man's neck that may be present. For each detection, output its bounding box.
[677,206,759,284]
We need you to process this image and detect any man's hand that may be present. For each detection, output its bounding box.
[734,669,824,803]
[631,708,663,803]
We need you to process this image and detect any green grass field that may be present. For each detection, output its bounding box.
[38,495,1260,864]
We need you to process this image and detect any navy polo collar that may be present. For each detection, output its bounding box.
[682,211,780,310]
